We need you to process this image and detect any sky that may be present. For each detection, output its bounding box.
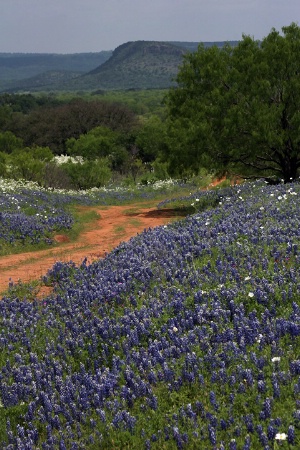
[0,0,299,54]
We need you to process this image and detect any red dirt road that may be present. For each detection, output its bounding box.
[0,203,182,296]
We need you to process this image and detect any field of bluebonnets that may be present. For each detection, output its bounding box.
[0,177,300,449]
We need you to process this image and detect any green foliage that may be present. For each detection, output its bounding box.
[150,158,170,180]
[0,90,172,188]
[5,99,137,154]
[4,279,41,301]
[0,131,23,153]
[61,158,112,189]
[7,146,53,183]
[135,115,169,162]
[165,23,300,183]
[66,126,122,160]
[54,89,167,118]
[94,89,167,118]
[0,151,8,177]
[0,104,13,129]
[109,146,130,173]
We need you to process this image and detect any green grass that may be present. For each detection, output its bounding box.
[128,218,143,227]
[64,206,101,241]
[114,225,126,234]
[1,279,42,300]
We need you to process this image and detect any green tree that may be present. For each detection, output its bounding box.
[0,104,13,129]
[61,159,112,189]
[165,23,300,183]
[135,115,169,162]
[0,151,8,177]
[0,131,23,153]
[8,146,53,183]
[7,99,137,154]
[66,126,121,160]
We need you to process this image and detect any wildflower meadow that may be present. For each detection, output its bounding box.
[0,178,300,449]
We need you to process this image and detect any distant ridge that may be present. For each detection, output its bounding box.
[0,51,112,91]
[80,41,187,90]
[0,51,112,79]
[0,40,239,92]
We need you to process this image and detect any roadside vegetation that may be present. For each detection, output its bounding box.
[0,177,201,256]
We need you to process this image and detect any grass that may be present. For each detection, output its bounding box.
[2,279,42,301]
[128,218,143,227]
[123,207,144,215]
[64,206,101,241]
[0,240,51,257]
[113,225,126,234]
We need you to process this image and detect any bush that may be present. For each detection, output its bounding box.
[61,158,112,189]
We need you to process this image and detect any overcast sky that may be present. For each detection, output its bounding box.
[1,0,299,54]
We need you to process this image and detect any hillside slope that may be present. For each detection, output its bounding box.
[79,40,186,90]
[1,40,239,92]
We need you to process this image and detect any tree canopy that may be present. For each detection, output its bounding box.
[5,99,138,154]
[165,23,300,183]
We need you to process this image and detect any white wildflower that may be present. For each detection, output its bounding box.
[272,357,281,363]
[275,433,287,440]
[256,334,263,343]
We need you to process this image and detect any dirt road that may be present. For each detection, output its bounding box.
[0,203,183,296]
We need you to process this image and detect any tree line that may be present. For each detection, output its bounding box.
[0,96,166,189]
[0,23,299,188]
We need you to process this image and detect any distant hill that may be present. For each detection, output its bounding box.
[0,51,112,91]
[77,41,187,90]
[0,40,239,92]
[1,70,83,92]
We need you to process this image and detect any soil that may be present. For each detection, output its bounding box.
[0,203,185,297]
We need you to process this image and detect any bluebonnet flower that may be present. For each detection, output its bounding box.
[242,435,251,450]
[208,424,217,445]
[229,439,237,450]
[220,419,228,431]
[209,391,219,411]
[290,360,300,375]
[287,425,295,444]
[267,424,277,440]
